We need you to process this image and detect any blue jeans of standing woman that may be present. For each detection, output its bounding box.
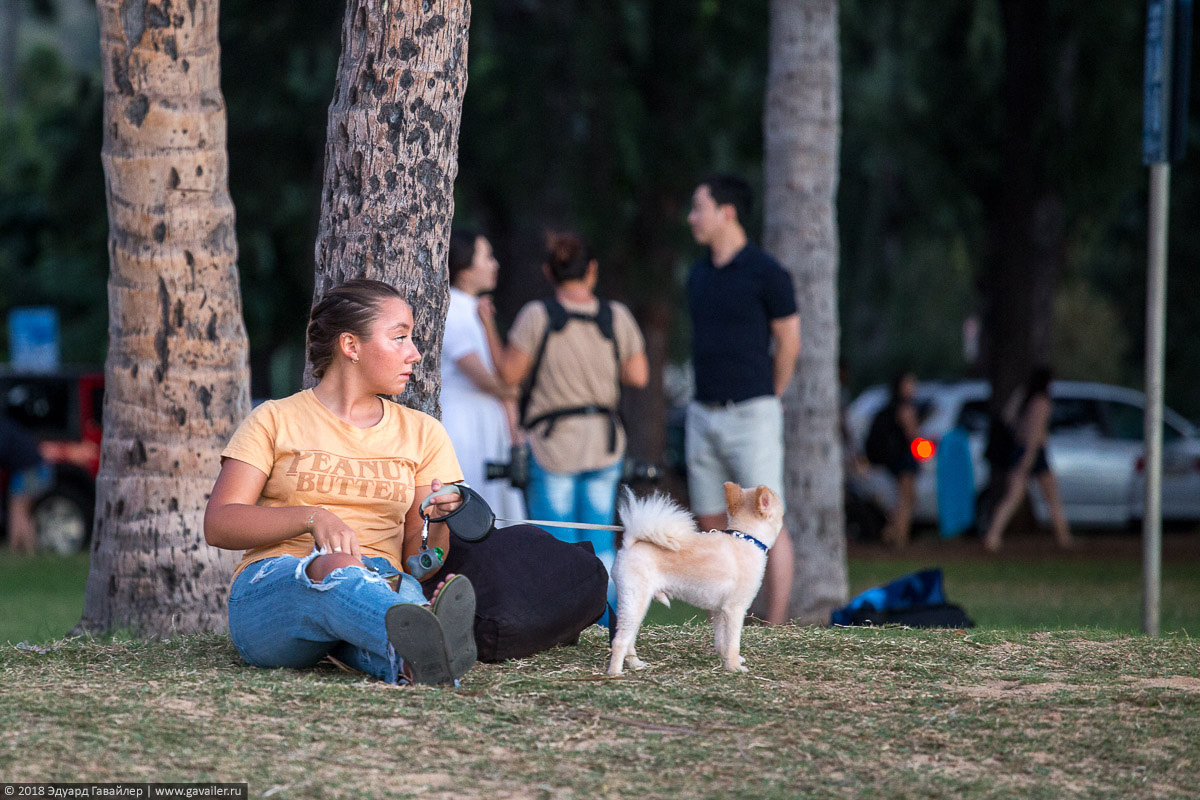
[525,456,623,628]
[227,551,427,683]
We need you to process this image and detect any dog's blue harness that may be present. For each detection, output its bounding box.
[712,528,770,553]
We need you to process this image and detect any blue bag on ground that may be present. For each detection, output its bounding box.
[831,568,974,628]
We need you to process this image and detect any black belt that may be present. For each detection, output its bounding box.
[697,398,748,410]
[524,405,620,453]
[696,394,777,410]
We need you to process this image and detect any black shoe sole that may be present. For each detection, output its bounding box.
[431,575,477,679]
[385,604,454,686]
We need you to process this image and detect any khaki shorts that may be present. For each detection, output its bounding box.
[685,395,785,517]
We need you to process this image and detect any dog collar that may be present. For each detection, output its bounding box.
[713,528,769,553]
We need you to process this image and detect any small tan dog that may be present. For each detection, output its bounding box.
[607,482,785,675]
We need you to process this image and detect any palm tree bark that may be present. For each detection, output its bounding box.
[763,0,846,623]
[77,0,251,637]
[308,0,471,416]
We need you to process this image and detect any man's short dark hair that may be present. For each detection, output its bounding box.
[701,173,753,226]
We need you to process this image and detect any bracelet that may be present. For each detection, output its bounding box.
[306,508,319,532]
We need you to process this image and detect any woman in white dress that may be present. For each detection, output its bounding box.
[440,231,526,520]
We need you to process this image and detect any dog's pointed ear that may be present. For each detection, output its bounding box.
[755,486,772,515]
[724,482,742,514]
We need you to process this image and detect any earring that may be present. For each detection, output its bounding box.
[351,357,360,364]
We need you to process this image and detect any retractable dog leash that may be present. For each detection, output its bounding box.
[408,483,767,581]
[410,484,494,579]
[414,484,626,577]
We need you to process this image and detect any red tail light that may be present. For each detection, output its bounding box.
[911,438,936,461]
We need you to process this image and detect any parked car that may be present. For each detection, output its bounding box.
[845,380,1200,529]
[0,369,103,554]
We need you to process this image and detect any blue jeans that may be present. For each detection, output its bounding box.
[525,456,622,627]
[227,551,427,684]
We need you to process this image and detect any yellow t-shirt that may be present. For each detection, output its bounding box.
[221,389,463,580]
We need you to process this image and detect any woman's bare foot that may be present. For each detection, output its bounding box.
[428,573,458,606]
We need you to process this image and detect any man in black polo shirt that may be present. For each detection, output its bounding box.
[685,174,801,624]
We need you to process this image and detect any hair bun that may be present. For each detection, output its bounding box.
[543,230,592,284]
[544,231,580,268]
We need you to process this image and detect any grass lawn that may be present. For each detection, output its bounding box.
[2,626,1197,797]
[3,535,1200,643]
[0,551,90,644]
[848,557,1200,635]
[2,542,1198,796]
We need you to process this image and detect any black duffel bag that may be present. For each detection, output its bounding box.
[428,523,608,662]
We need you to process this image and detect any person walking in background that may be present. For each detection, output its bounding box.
[440,230,526,521]
[1,414,52,554]
[684,174,801,625]
[864,371,920,548]
[983,365,1074,553]
[482,231,648,628]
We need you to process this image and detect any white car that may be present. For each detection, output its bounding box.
[844,380,1200,529]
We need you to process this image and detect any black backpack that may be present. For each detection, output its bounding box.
[518,297,623,452]
[430,523,609,661]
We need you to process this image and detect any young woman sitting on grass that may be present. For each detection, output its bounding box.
[204,279,477,686]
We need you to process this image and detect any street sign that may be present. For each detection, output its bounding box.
[7,306,61,373]
[1143,0,1193,164]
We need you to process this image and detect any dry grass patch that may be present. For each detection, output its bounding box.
[1,626,1197,798]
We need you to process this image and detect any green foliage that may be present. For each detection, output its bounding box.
[837,0,1200,421]
[456,0,770,360]
[0,44,107,366]
[1052,279,1132,385]
[839,1,1001,384]
[3,0,1200,417]
[219,0,344,397]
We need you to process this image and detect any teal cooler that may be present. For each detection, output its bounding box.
[936,426,975,538]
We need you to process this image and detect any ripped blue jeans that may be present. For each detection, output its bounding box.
[227,551,427,684]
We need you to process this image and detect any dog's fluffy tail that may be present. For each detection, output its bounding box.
[617,487,696,551]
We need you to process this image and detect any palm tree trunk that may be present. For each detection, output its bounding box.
[77,0,251,637]
[308,0,471,416]
[982,0,1064,412]
[763,0,847,623]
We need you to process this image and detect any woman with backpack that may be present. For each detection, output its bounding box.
[481,231,648,627]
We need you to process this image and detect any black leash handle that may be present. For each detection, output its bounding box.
[417,484,496,542]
